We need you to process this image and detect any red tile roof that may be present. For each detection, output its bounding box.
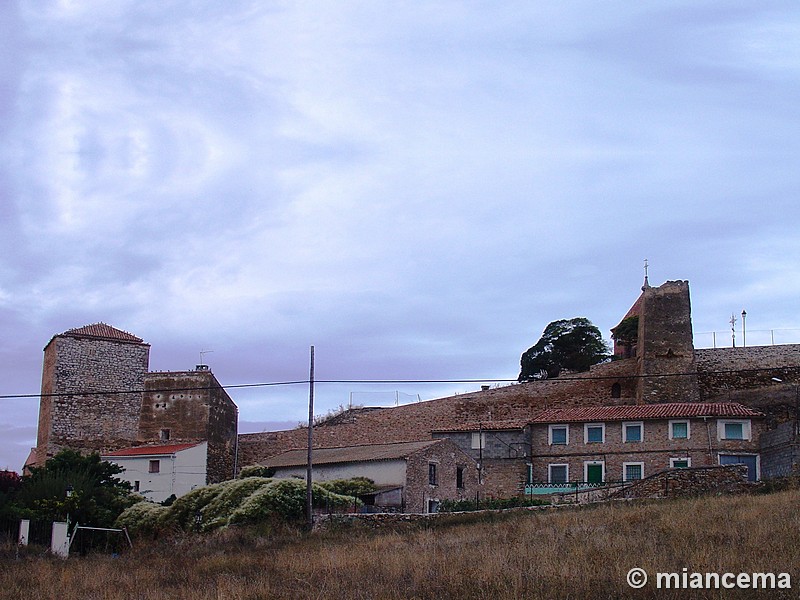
[102,442,202,457]
[63,323,145,344]
[529,403,763,424]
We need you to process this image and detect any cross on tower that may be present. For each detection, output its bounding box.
[642,258,650,291]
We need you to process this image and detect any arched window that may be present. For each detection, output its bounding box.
[611,383,621,399]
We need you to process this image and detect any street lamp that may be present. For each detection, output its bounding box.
[741,310,747,347]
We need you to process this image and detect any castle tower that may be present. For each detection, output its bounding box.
[140,369,239,483]
[34,323,150,463]
[635,280,699,403]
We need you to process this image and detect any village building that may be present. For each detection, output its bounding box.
[431,420,529,498]
[239,278,800,498]
[527,402,764,485]
[27,276,800,509]
[29,323,238,488]
[102,442,208,503]
[263,439,479,513]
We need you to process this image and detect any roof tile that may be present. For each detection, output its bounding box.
[102,442,202,457]
[529,402,763,424]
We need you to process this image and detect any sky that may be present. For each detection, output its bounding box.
[2,1,800,471]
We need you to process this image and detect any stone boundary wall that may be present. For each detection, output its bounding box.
[696,345,800,400]
[761,422,800,479]
[550,465,750,505]
[313,502,580,531]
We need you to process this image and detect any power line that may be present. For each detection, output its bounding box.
[0,366,797,400]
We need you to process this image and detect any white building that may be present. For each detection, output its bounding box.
[102,441,207,502]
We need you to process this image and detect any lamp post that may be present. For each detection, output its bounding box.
[741,310,747,347]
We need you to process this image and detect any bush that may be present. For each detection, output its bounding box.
[318,477,376,497]
[237,465,275,478]
[116,477,364,536]
[114,501,169,537]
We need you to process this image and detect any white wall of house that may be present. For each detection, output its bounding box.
[105,442,207,502]
[271,459,407,487]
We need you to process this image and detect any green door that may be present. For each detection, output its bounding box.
[586,463,603,484]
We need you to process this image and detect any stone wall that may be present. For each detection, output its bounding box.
[36,334,150,461]
[612,464,750,499]
[404,440,479,513]
[760,421,800,479]
[141,371,238,483]
[237,359,642,468]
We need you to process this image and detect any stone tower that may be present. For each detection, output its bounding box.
[140,369,239,483]
[635,280,699,403]
[35,323,150,463]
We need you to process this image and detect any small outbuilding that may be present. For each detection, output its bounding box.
[102,441,208,502]
[263,439,479,513]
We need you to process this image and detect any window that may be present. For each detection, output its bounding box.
[548,464,569,484]
[584,423,605,443]
[149,460,160,474]
[471,432,486,450]
[611,383,621,398]
[718,420,750,441]
[427,499,440,514]
[549,424,569,445]
[623,422,643,443]
[428,463,437,486]
[623,462,644,481]
[133,480,140,492]
[160,428,171,441]
[670,458,691,469]
[584,461,604,484]
[456,466,465,489]
[669,420,689,440]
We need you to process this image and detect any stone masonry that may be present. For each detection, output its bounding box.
[35,324,150,462]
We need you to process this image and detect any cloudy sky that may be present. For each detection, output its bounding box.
[2,1,800,470]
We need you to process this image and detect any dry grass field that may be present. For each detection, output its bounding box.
[2,490,798,599]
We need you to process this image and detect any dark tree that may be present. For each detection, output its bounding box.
[12,450,135,527]
[518,317,610,381]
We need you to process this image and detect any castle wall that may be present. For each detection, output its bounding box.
[140,371,238,483]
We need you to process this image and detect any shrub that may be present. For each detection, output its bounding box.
[115,501,169,537]
[237,465,275,478]
[116,477,364,536]
[318,477,376,497]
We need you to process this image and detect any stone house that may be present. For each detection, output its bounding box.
[431,420,529,499]
[528,402,764,485]
[102,441,208,503]
[263,439,479,513]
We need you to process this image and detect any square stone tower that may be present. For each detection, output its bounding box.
[35,323,151,463]
[636,280,700,403]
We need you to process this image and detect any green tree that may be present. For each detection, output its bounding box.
[12,450,135,528]
[518,317,609,381]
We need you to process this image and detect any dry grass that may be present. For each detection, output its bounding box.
[2,491,799,599]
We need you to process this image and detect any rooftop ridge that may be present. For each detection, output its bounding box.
[62,322,145,344]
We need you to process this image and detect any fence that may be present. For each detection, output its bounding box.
[694,328,800,349]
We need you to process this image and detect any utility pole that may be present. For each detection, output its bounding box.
[306,346,315,531]
[730,313,737,348]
